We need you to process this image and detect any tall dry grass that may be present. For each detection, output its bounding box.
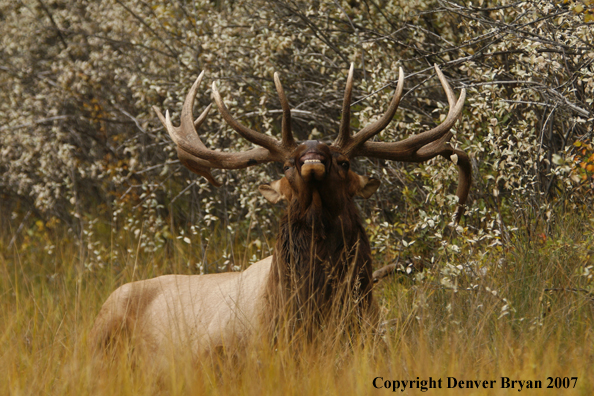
[1,209,593,395]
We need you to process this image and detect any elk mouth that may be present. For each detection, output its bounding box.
[298,151,327,182]
[299,152,326,166]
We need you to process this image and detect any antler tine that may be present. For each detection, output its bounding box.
[182,71,211,136]
[273,72,297,150]
[393,65,466,152]
[153,73,222,185]
[416,132,471,223]
[154,72,212,147]
[338,67,405,157]
[212,81,287,156]
[154,103,222,185]
[354,65,466,158]
[357,134,472,223]
[334,63,355,148]
[435,64,457,108]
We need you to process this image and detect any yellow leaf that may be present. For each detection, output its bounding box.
[574,4,584,13]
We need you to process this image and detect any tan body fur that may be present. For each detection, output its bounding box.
[90,257,272,358]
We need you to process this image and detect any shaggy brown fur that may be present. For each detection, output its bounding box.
[263,142,378,340]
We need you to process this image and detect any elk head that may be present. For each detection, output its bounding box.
[153,64,470,223]
[258,140,381,223]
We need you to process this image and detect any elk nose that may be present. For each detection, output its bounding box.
[297,141,330,181]
[302,161,326,181]
[300,151,326,182]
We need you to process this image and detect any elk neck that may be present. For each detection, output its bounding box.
[268,194,374,332]
[268,147,374,323]
[284,143,364,255]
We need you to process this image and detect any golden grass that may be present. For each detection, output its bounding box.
[1,211,593,395]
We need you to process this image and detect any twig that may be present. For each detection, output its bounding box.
[171,180,198,204]
[134,160,180,175]
[544,288,594,302]
[8,210,32,249]
[113,0,178,58]
[113,104,158,138]
[372,263,398,283]
[333,0,367,79]
[0,116,73,132]
[35,0,70,55]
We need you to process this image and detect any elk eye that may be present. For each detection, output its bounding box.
[340,161,350,170]
[283,165,291,172]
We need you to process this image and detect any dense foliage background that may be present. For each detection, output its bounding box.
[1,1,594,394]
[1,0,593,272]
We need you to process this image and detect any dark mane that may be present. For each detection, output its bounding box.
[264,186,375,339]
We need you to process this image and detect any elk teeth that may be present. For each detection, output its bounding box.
[304,159,322,164]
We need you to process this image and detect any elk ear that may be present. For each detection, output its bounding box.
[350,174,381,199]
[358,177,381,198]
[259,178,293,204]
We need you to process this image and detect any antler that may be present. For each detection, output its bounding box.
[153,71,297,185]
[335,64,470,222]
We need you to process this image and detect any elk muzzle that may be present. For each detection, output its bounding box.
[297,141,331,182]
[300,153,326,182]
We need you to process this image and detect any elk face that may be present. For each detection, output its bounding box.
[258,140,381,212]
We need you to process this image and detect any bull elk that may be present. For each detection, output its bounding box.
[90,64,470,360]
